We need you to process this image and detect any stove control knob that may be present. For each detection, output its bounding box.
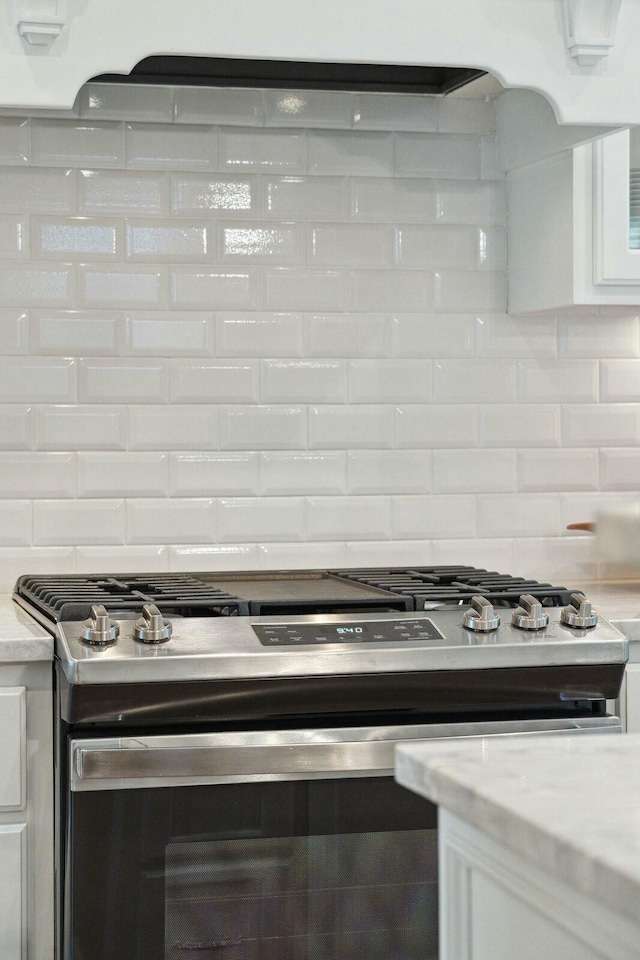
[134,604,172,644]
[511,595,549,631]
[463,596,501,632]
[81,604,119,646]
[560,593,598,629]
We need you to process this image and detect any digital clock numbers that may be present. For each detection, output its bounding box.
[253,619,445,646]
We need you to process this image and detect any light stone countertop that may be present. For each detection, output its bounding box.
[573,580,640,640]
[395,732,640,925]
[0,596,53,662]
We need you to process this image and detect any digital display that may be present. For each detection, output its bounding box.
[253,619,445,646]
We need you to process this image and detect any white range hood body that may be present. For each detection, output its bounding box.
[2,0,640,123]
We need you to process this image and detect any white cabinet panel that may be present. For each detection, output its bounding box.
[0,687,25,810]
[0,823,26,960]
[625,664,640,733]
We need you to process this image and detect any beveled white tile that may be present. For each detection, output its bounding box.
[478,404,561,447]
[31,216,121,260]
[0,453,75,498]
[170,453,259,497]
[220,128,307,172]
[347,450,431,494]
[169,544,260,572]
[305,313,389,358]
[258,541,349,569]
[395,405,477,448]
[514,536,597,581]
[517,360,599,402]
[0,501,31,546]
[171,359,259,403]
[34,498,125,545]
[396,133,480,178]
[127,498,216,544]
[171,267,258,310]
[264,90,352,128]
[76,545,169,574]
[216,312,303,357]
[350,178,437,222]
[562,404,640,446]
[559,491,640,530]
[79,83,173,122]
[264,176,349,220]
[36,405,128,451]
[129,405,219,450]
[0,547,75,592]
[475,314,558,358]
[435,270,506,313]
[0,406,33,450]
[391,314,474,358]
[308,405,393,449]
[219,406,306,450]
[174,87,264,125]
[124,312,212,357]
[476,227,507,270]
[306,496,391,541]
[435,179,506,224]
[263,268,347,311]
[308,131,393,175]
[260,452,346,495]
[31,119,124,167]
[309,224,392,268]
[126,221,210,261]
[31,310,119,355]
[433,449,516,494]
[348,360,432,403]
[600,360,640,401]
[350,270,434,312]
[344,540,434,567]
[517,449,599,492]
[126,123,216,169]
[79,359,168,404]
[261,360,346,403]
[477,493,562,538]
[0,263,74,307]
[219,222,303,264]
[396,224,477,269]
[78,265,166,308]
[0,118,29,164]
[437,99,495,134]
[600,449,640,490]
[171,173,258,217]
[78,453,169,497]
[431,538,516,571]
[218,497,304,542]
[0,216,27,259]
[0,309,28,354]
[353,94,438,131]
[434,360,516,403]
[559,315,640,358]
[0,358,76,403]
[392,495,476,540]
[0,168,74,214]
[78,170,169,215]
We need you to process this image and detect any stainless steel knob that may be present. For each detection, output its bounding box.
[560,592,598,629]
[463,596,500,632]
[511,595,549,631]
[134,604,172,644]
[81,604,119,646]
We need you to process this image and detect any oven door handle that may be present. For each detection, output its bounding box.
[69,715,620,791]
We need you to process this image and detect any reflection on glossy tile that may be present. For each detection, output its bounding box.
[78,169,169,215]
[171,173,257,215]
[31,217,121,260]
[0,118,29,164]
[264,90,352,128]
[262,360,346,403]
[0,263,74,307]
[220,129,307,172]
[0,215,27,259]
[79,83,173,122]
[169,543,260,572]
[31,120,124,167]
[0,309,29,355]
[0,406,33,450]
[0,168,74,213]
[220,222,303,263]
[126,221,209,261]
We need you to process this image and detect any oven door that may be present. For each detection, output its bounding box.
[65,716,619,960]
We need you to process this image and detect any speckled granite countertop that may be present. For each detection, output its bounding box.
[0,596,53,662]
[396,732,640,925]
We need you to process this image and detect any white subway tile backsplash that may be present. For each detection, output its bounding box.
[514,536,597,581]
[308,130,394,176]
[0,309,28,354]
[78,264,166,308]
[220,129,307,172]
[475,314,558,358]
[0,501,31,546]
[31,120,124,167]
[220,405,306,450]
[219,222,303,264]
[433,449,516,494]
[0,547,75,591]
[79,359,168,404]
[31,216,121,260]
[170,452,259,497]
[34,498,125,545]
[127,498,216,544]
[559,315,640,358]
[348,360,432,403]
[0,168,74,214]
[262,360,346,403]
[0,118,29,164]
[350,270,434,313]
[218,497,304,542]
[171,267,258,310]
[129,405,219,450]
[0,453,75,498]
[344,539,434,567]
[124,311,212,356]
[480,136,503,181]
[600,360,640,401]
[126,221,210,261]
[395,405,477,448]
[477,493,562,538]
[517,360,599,402]
[78,452,169,497]
[0,215,26,259]
[430,537,516,571]
[434,360,516,403]
[0,263,74,307]
[305,496,391,541]
[562,404,640,446]
[395,133,480,178]
[258,541,349,569]
[347,450,431,494]
[437,99,495,134]
[560,491,640,529]
[36,405,128,450]
[478,404,561,447]
[392,495,476,540]
[436,180,506,224]
[216,312,303,357]
[309,405,393,449]
[265,176,349,220]
[600,449,640,490]
[354,94,438,132]
[305,313,389,358]
[396,225,478,269]
[309,224,392,268]
[435,270,506,313]
[126,123,216,169]
[174,88,264,126]
[260,452,347,495]
[0,406,33,450]
[0,358,76,403]
[169,543,260,571]
[517,449,599,492]
[171,173,257,216]
[79,169,169,215]
[391,314,474,359]
[264,90,352,128]
[350,178,437,222]
[263,268,347,311]
[171,359,259,403]
[31,310,120,355]
[79,83,174,123]
[76,545,169,574]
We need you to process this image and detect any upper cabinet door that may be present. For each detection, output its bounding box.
[594,128,640,285]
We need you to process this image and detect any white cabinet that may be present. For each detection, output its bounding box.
[508,128,640,313]
[0,824,26,960]
[622,662,640,733]
[0,688,26,811]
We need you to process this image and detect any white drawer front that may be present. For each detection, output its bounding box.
[0,688,26,810]
[0,823,26,960]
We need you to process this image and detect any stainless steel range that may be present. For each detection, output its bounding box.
[13,566,628,960]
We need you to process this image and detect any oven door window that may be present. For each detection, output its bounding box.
[68,777,437,960]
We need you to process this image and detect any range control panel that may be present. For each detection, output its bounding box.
[253,618,446,646]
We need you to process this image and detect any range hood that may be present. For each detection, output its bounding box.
[91,56,486,95]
